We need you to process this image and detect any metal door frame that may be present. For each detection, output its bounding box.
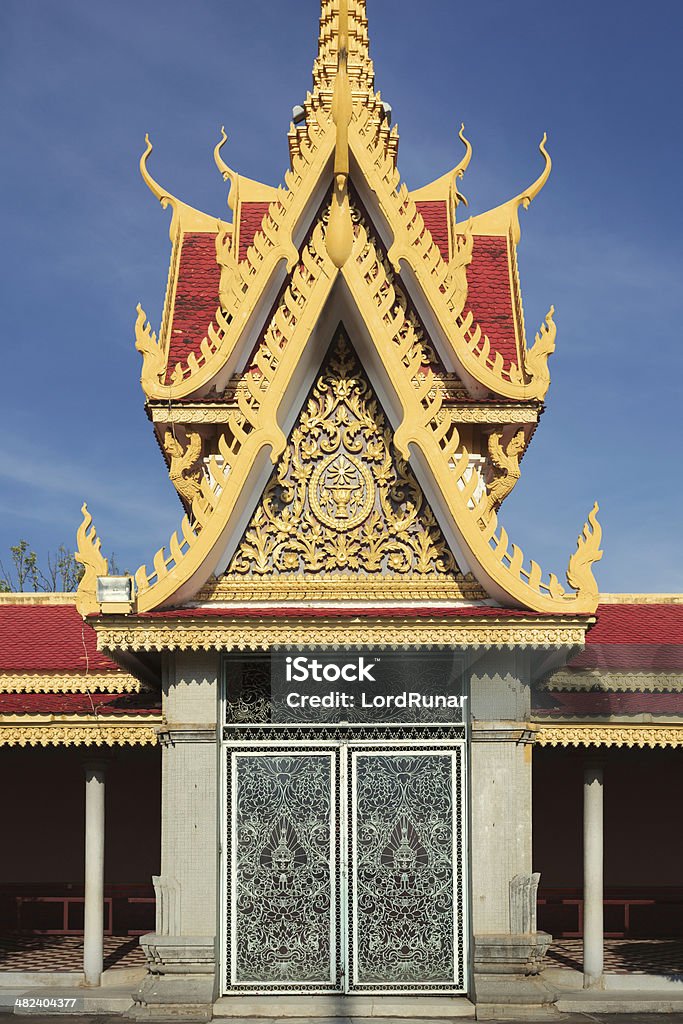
[220,736,468,996]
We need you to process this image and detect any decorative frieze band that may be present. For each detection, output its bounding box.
[535,725,683,749]
[95,617,588,652]
[0,672,141,694]
[0,719,159,748]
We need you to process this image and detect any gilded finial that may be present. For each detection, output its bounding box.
[214,126,239,214]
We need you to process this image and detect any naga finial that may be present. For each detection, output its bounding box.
[451,123,472,209]
[525,306,556,399]
[520,133,552,210]
[140,134,168,208]
[214,126,239,214]
[134,303,165,394]
[139,134,185,240]
[326,0,354,268]
[566,502,603,601]
[75,503,108,616]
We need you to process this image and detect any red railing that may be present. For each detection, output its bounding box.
[0,884,155,936]
[538,887,683,938]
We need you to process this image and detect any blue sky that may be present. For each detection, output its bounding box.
[0,0,681,592]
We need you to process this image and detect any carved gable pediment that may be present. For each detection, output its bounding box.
[201,330,485,602]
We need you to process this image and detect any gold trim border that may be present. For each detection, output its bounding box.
[536,725,683,749]
[94,617,589,652]
[0,672,141,694]
[0,718,159,748]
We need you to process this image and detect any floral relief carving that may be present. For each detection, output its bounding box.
[225,333,463,582]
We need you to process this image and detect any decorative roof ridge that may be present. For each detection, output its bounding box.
[598,594,683,604]
[340,221,602,614]
[0,593,76,606]
[348,106,556,401]
[77,221,339,614]
[135,109,337,401]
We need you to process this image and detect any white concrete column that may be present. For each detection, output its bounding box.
[583,760,604,989]
[83,761,106,987]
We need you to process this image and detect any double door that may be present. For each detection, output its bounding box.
[222,740,467,994]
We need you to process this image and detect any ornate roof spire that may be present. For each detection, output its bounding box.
[326,0,354,267]
[313,0,373,98]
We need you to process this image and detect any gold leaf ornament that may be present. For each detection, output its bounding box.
[225,333,462,583]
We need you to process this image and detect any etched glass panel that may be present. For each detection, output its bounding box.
[232,753,335,984]
[351,752,456,986]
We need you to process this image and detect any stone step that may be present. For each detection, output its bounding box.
[212,995,475,1020]
[4,984,135,1016]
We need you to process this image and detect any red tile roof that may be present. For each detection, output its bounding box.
[160,199,523,390]
[416,200,450,261]
[462,235,519,372]
[0,692,160,715]
[534,691,683,717]
[573,604,683,670]
[238,202,271,262]
[587,604,683,645]
[0,605,122,673]
[164,232,220,385]
[417,201,519,374]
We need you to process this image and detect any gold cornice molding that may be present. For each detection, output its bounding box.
[148,403,540,430]
[94,616,588,652]
[536,724,683,749]
[0,718,160,748]
[447,404,539,425]
[0,672,141,694]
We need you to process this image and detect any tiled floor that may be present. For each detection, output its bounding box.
[0,934,145,973]
[545,938,683,975]
[1,933,682,977]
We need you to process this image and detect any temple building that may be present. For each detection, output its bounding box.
[1,2,682,1020]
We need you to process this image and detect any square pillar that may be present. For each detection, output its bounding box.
[133,651,220,1022]
[469,653,554,1013]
